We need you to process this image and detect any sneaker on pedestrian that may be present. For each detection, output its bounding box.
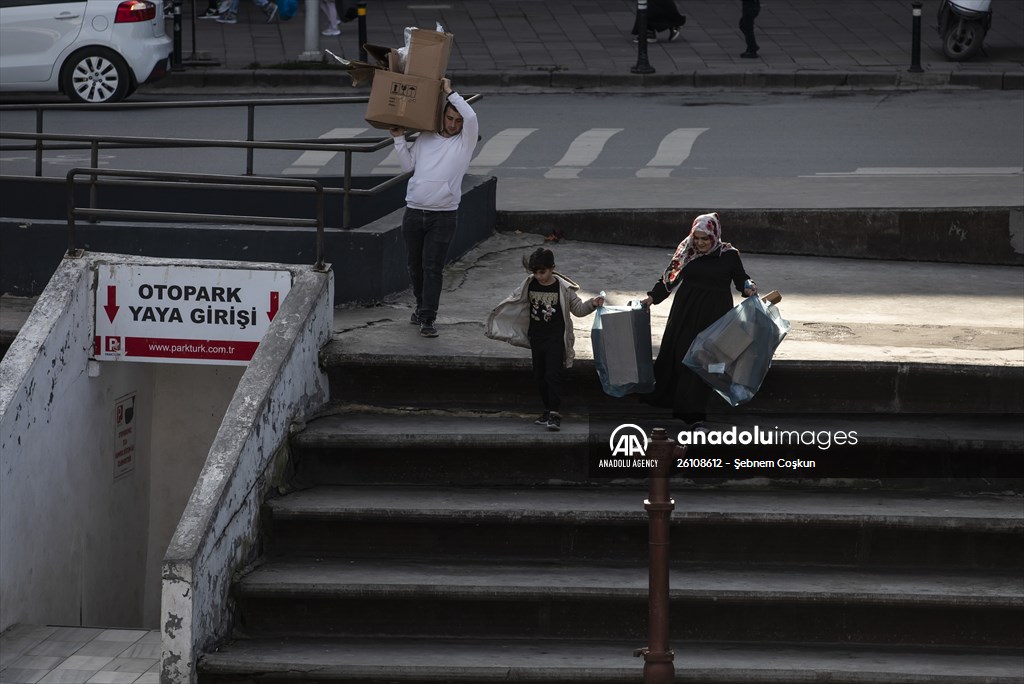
[199,7,220,18]
[263,1,277,22]
[534,412,550,426]
[740,50,759,58]
[419,321,438,338]
[667,27,680,42]
[215,11,236,23]
[409,312,421,325]
[321,26,341,36]
[546,412,562,431]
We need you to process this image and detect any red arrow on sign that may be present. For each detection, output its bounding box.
[268,292,279,321]
[104,285,119,322]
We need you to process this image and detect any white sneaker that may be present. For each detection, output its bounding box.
[321,27,340,36]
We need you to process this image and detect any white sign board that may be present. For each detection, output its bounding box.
[114,392,137,479]
[94,264,292,365]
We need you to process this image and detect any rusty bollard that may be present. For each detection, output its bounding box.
[633,427,681,683]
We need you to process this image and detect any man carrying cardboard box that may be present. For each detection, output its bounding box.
[389,78,479,339]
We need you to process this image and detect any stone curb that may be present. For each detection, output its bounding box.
[146,68,1024,91]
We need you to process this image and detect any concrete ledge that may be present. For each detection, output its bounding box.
[494,207,1024,265]
[0,175,497,304]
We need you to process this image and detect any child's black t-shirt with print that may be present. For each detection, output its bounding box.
[527,279,564,340]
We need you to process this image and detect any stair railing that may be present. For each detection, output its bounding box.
[65,167,327,271]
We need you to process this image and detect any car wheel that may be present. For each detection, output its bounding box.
[61,48,132,103]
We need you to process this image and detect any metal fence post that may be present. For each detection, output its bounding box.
[357,1,367,62]
[171,0,184,71]
[909,1,924,73]
[634,427,677,684]
[631,0,656,74]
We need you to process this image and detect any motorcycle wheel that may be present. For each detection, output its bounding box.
[942,19,986,61]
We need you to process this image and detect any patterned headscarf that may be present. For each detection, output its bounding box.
[662,212,736,288]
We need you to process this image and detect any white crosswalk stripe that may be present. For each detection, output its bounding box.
[544,128,624,179]
[806,167,1023,177]
[469,128,538,174]
[636,127,709,178]
[283,128,367,175]
[371,148,402,176]
[366,126,707,178]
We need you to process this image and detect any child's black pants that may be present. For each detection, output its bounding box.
[530,335,565,413]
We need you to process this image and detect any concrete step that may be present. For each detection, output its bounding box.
[290,409,1024,487]
[320,349,1024,415]
[233,559,1023,647]
[196,637,1024,684]
[264,486,1024,570]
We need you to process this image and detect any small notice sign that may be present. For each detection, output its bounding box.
[93,265,292,366]
[114,392,136,480]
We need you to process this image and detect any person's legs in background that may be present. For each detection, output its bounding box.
[320,0,340,35]
[739,0,761,57]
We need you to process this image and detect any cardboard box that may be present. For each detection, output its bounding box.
[365,70,444,131]
[405,28,453,79]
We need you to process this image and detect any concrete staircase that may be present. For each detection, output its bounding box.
[197,354,1024,684]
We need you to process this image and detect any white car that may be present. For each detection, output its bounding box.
[0,0,173,103]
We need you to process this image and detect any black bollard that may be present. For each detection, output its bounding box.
[909,0,923,73]
[171,0,183,70]
[358,1,367,62]
[631,0,656,74]
[632,428,677,684]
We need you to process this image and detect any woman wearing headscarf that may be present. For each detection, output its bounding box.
[640,212,757,428]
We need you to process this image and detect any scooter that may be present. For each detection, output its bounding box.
[937,0,993,61]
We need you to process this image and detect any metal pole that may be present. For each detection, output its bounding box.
[171,0,184,70]
[631,0,655,74]
[634,428,676,684]
[909,1,924,72]
[300,0,320,60]
[343,149,352,229]
[357,1,367,62]
[189,0,197,59]
[246,104,255,175]
[34,108,43,177]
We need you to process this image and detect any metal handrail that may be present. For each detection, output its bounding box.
[66,167,328,271]
[3,93,482,228]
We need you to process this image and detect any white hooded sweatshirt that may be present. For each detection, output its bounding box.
[392,92,479,212]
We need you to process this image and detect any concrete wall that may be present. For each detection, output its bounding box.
[0,254,295,633]
[143,365,244,626]
[0,175,498,305]
[495,206,1024,266]
[160,267,333,684]
[0,256,154,629]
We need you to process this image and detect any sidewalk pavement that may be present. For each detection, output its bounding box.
[329,231,1024,369]
[152,0,1024,93]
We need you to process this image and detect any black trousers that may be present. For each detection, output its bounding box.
[530,334,565,413]
[740,0,761,53]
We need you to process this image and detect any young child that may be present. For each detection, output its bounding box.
[485,248,604,431]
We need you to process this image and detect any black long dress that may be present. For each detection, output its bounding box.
[631,0,687,34]
[641,247,750,423]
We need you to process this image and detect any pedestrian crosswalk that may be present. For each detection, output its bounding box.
[282,126,713,178]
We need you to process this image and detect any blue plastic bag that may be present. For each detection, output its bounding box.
[278,0,297,21]
[592,302,656,398]
[683,293,789,406]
